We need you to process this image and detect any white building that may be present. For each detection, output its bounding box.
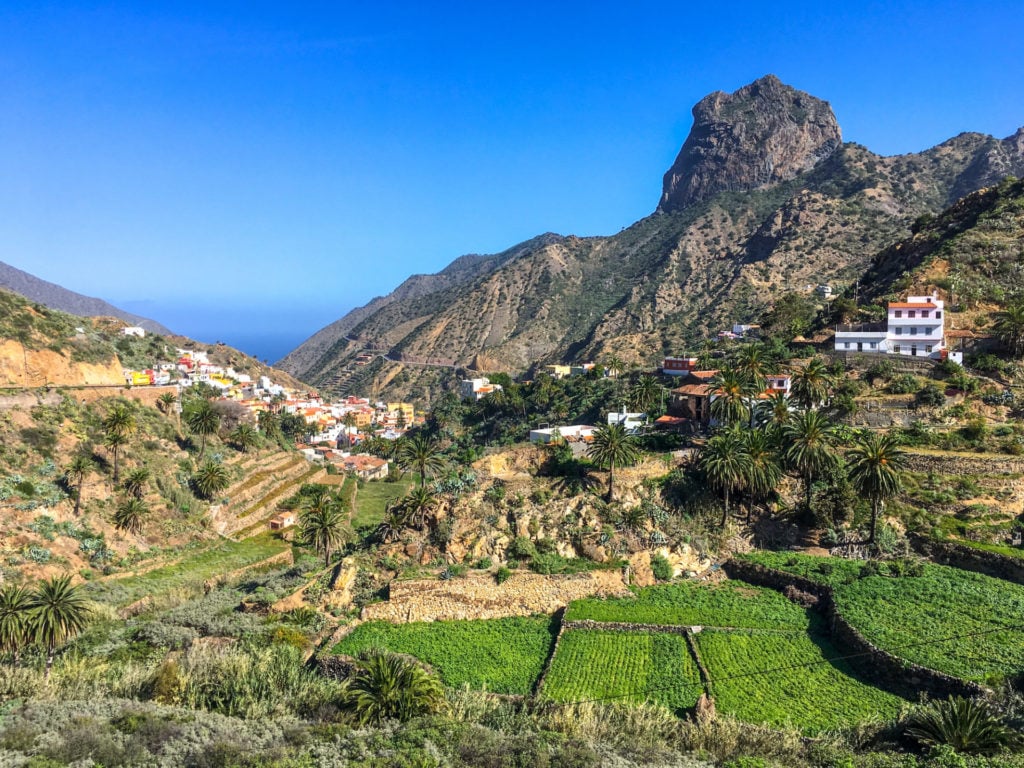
[529,425,597,444]
[122,326,146,338]
[460,377,503,400]
[834,293,961,363]
[607,410,646,432]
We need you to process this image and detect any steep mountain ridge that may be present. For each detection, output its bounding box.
[281,76,1024,398]
[0,260,172,335]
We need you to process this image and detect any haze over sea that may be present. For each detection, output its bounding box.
[119,300,346,365]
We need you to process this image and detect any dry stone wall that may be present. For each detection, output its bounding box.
[909,534,1024,585]
[361,570,629,623]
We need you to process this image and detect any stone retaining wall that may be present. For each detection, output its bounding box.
[723,559,985,699]
[361,570,629,623]
[561,619,692,636]
[902,452,1024,477]
[908,534,1024,586]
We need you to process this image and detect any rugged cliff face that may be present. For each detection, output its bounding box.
[281,76,1024,400]
[658,75,842,212]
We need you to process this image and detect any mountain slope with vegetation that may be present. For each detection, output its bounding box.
[281,75,1024,400]
[0,260,172,335]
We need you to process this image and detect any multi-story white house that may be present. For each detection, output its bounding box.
[834,293,961,362]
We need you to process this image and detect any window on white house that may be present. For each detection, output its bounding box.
[894,344,901,353]
[909,310,916,318]
[936,310,942,319]
[895,327,902,335]
[911,327,917,335]
[926,346,933,353]
[844,342,850,349]
[870,342,876,349]
[922,310,929,318]
[894,310,902,318]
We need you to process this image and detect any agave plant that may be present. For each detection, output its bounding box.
[906,696,1021,755]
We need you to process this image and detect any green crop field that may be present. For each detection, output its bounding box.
[541,629,702,713]
[565,580,813,630]
[332,616,556,695]
[84,533,290,607]
[740,552,1024,681]
[350,480,412,530]
[695,630,907,732]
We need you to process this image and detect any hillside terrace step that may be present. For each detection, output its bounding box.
[229,465,328,539]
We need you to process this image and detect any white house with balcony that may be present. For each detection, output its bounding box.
[834,293,962,363]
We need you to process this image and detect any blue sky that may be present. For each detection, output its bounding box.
[1,1,1022,361]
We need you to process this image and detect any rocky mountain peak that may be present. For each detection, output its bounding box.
[658,74,842,212]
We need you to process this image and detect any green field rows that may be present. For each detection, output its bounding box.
[740,552,1024,681]
[85,533,291,607]
[695,630,907,732]
[350,480,412,530]
[565,580,813,630]
[333,616,556,695]
[541,629,702,713]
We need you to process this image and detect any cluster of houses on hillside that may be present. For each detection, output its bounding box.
[122,349,273,392]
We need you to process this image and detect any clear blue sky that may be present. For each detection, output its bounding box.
[1,1,1022,361]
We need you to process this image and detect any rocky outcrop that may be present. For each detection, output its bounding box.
[0,340,123,387]
[658,75,841,212]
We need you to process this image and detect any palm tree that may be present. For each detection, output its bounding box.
[114,497,146,534]
[63,451,94,517]
[229,422,260,453]
[361,436,397,461]
[191,460,230,500]
[906,696,1020,755]
[604,355,627,378]
[992,300,1024,358]
[398,485,438,531]
[791,357,833,410]
[102,402,137,484]
[29,575,90,678]
[344,649,445,724]
[156,391,180,432]
[122,466,150,500]
[184,398,220,458]
[258,410,282,441]
[375,504,406,544]
[699,427,750,526]
[587,422,641,501]
[102,430,130,485]
[783,409,837,510]
[630,374,664,414]
[734,345,770,427]
[0,584,33,665]
[758,391,793,436]
[709,367,756,426]
[397,433,444,487]
[299,495,347,567]
[847,431,905,544]
[742,429,783,515]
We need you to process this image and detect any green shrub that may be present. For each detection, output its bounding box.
[650,554,673,581]
[495,567,512,584]
[916,383,946,408]
[889,374,919,394]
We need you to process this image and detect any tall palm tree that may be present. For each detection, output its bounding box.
[156,391,179,432]
[992,300,1024,358]
[184,399,220,458]
[742,429,783,515]
[299,495,347,567]
[604,355,627,378]
[847,431,905,544]
[102,402,137,484]
[344,649,445,725]
[114,497,146,534]
[783,409,838,510]
[122,466,150,500]
[397,433,444,487]
[229,422,260,453]
[63,451,94,517]
[0,584,33,665]
[734,345,770,428]
[102,430,130,485]
[630,374,664,414]
[710,367,756,427]
[258,410,282,441]
[587,422,641,501]
[191,460,230,500]
[29,575,90,678]
[699,427,750,526]
[791,357,833,410]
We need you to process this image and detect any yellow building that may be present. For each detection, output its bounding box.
[386,402,415,423]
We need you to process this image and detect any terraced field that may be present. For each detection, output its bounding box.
[333,616,557,695]
[740,552,1024,682]
[541,629,702,713]
[565,581,812,630]
[695,630,906,731]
